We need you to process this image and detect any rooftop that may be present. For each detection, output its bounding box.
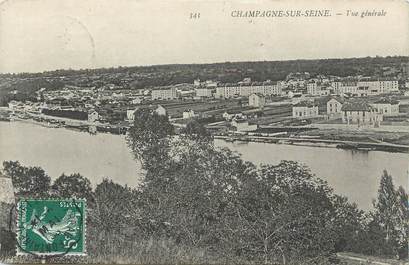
[341,101,374,111]
[373,98,399,105]
[294,101,316,108]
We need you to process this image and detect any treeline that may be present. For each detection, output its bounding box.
[0,114,408,264]
[0,78,64,106]
[1,56,408,79]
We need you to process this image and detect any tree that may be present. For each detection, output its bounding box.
[52,173,94,204]
[126,108,174,164]
[2,161,50,197]
[395,186,408,259]
[181,120,213,142]
[94,179,139,233]
[372,170,407,258]
[225,161,337,264]
[331,195,366,253]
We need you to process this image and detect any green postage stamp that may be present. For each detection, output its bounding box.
[16,199,86,256]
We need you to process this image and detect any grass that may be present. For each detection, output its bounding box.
[337,252,407,265]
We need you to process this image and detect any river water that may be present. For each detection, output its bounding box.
[0,121,407,210]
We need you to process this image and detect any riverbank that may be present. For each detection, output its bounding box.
[10,114,409,153]
[10,114,128,135]
[296,128,409,146]
[215,134,409,153]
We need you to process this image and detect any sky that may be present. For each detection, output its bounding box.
[0,0,408,73]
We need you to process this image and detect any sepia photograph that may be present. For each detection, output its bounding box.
[0,0,408,264]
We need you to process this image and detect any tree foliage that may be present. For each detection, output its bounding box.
[126,108,174,163]
[371,171,408,259]
[181,120,213,142]
[2,161,51,197]
[94,179,139,233]
[52,173,94,203]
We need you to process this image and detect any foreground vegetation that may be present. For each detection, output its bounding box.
[0,109,407,264]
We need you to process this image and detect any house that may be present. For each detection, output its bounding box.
[205,80,218,88]
[327,97,345,118]
[231,118,257,132]
[195,88,213,98]
[292,102,319,118]
[182,109,196,119]
[223,110,245,121]
[341,101,382,126]
[151,87,177,100]
[248,93,266,108]
[357,79,399,94]
[193,79,201,86]
[155,105,167,116]
[88,110,100,122]
[131,97,143,105]
[126,108,138,121]
[8,100,23,111]
[371,98,399,115]
[306,81,320,96]
[127,105,166,121]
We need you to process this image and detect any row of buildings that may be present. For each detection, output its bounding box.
[292,97,400,126]
[193,78,401,100]
[330,79,399,97]
[214,81,283,99]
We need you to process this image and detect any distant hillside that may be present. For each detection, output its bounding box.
[2,56,408,82]
[0,56,408,106]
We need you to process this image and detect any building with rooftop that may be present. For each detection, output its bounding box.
[307,81,320,96]
[88,110,100,122]
[292,101,319,118]
[195,88,213,98]
[341,101,382,126]
[371,98,399,115]
[357,79,399,95]
[231,117,257,132]
[182,109,196,119]
[249,93,266,108]
[326,97,345,118]
[151,87,177,100]
[216,81,281,99]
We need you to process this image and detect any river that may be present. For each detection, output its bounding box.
[0,121,407,210]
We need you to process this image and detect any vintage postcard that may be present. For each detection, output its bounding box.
[0,0,408,264]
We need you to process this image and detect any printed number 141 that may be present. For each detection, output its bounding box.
[190,13,200,19]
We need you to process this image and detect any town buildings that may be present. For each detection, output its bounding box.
[127,104,167,121]
[182,109,196,119]
[88,110,100,122]
[371,98,399,115]
[307,81,320,96]
[332,79,399,96]
[358,79,399,94]
[195,88,213,98]
[151,87,177,100]
[292,102,319,118]
[215,80,282,99]
[341,101,382,126]
[127,108,138,121]
[231,118,257,132]
[326,97,345,118]
[248,93,266,108]
[215,85,241,98]
[155,105,167,116]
